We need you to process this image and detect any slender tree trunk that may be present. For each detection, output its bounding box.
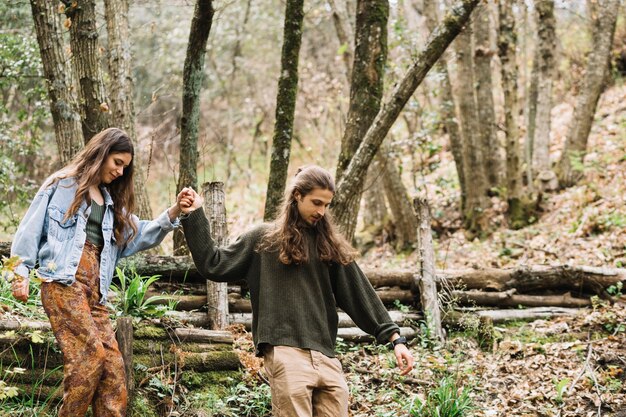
[203,182,228,330]
[174,0,214,255]
[362,163,387,229]
[454,24,490,235]
[421,0,466,212]
[263,0,305,222]
[328,0,354,82]
[473,2,501,189]
[333,0,389,240]
[378,146,417,251]
[62,0,111,143]
[414,197,445,343]
[497,0,523,226]
[521,2,535,188]
[29,0,83,164]
[103,0,152,219]
[556,0,620,187]
[532,0,556,174]
[333,0,481,224]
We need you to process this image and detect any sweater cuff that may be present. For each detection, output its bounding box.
[375,322,401,345]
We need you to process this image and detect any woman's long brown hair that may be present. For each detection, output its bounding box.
[257,165,357,265]
[48,128,137,246]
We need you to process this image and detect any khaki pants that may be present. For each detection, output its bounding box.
[263,345,349,417]
[41,241,127,417]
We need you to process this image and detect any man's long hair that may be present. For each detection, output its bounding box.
[257,165,357,265]
[48,128,137,246]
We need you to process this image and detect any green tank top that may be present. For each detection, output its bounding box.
[86,201,105,246]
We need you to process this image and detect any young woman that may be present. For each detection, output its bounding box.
[10,127,189,417]
[179,165,414,417]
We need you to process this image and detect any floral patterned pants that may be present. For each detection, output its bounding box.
[41,241,127,417]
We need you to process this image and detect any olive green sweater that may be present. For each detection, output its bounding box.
[182,208,400,358]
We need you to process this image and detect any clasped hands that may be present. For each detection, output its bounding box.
[176,187,202,214]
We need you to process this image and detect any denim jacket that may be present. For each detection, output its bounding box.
[10,176,179,303]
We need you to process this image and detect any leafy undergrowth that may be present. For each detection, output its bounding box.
[229,302,626,417]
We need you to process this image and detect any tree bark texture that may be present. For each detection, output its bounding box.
[327,0,354,82]
[263,0,304,222]
[174,0,214,255]
[332,0,388,240]
[473,2,501,188]
[362,163,388,228]
[333,0,481,230]
[532,0,556,174]
[63,0,111,142]
[451,290,591,308]
[414,197,445,342]
[421,0,466,212]
[203,182,229,330]
[453,20,490,235]
[29,0,83,164]
[115,316,134,397]
[497,0,523,222]
[378,147,417,250]
[556,0,620,187]
[103,0,152,219]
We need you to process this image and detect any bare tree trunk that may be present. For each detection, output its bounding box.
[115,317,134,397]
[333,0,482,235]
[423,1,467,212]
[62,0,111,143]
[532,0,556,174]
[473,2,501,188]
[362,163,387,228]
[454,24,490,236]
[414,197,444,343]
[332,0,388,240]
[203,182,228,330]
[174,0,214,255]
[327,0,354,82]
[263,0,304,221]
[521,1,535,188]
[497,0,524,226]
[556,0,620,187]
[421,0,466,212]
[29,0,83,164]
[378,146,417,251]
[103,0,152,219]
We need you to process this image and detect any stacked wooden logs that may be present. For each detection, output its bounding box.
[0,317,240,401]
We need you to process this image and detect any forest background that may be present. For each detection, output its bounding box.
[1,0,626,416]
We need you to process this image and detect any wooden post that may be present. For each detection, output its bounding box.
[115,317,134,396]
[202,181,229,330]
[414,197,445,344]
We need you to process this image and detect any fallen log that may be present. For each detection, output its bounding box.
[0,319,51,331]
[173,328,233,344]
[451,290,592,308]
[444,307,583,324]
[337,326,417,343]
[438,265,623,297]
[134,350,240,372]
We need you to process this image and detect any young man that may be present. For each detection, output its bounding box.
[179,165,414,417]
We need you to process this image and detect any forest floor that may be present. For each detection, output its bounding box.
[230,84,626,416]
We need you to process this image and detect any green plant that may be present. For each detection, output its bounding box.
[408,376,474,417]
[393,299,410,313]
[553,377,570,404]
[219,381,272,416]
[110,267,174,319]
[607,281,623,298]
